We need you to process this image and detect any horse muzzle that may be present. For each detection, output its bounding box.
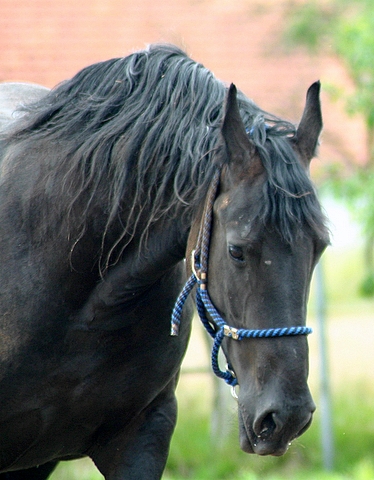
[238,398,315,456]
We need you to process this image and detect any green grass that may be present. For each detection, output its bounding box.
[164,459,374,479]
[52,459,103,480]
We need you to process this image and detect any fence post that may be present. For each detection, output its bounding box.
[210,350,233,449]
[315,260,335,470]
[201,330,233,449]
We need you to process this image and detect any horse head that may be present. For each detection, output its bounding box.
[188,82,329,456]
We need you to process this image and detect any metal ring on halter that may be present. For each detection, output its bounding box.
[231,385,239,400]
[227,364,238,399]
[191,249,200,280]
[191,249,207,290]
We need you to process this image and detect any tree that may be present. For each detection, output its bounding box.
[284,0,374,296]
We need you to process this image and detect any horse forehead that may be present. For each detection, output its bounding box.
[216,178,263,222]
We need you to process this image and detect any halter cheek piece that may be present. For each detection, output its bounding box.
[171,168,312,390]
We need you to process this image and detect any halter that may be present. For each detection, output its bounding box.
[171,168,312,388]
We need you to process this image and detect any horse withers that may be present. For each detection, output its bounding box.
[0,45,329,479]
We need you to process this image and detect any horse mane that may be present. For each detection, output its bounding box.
[250,128,328,244]
[2,44,327,269]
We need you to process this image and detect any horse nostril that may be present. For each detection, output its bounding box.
[253,411,283,439]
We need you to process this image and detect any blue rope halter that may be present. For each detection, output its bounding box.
[171,168,312,388]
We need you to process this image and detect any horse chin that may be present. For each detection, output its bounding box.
[239,425,290,457]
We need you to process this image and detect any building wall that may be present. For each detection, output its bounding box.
[0,0,366,167]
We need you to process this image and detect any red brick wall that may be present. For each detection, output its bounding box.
[0,0,366,167]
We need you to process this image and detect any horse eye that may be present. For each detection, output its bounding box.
[228,245,244,262]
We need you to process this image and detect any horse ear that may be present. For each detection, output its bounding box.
[221,84,257,174]
[296,81,323,168]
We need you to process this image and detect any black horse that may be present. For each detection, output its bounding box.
[0,45,329,479]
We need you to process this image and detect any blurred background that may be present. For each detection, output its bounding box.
[1,1,373,479]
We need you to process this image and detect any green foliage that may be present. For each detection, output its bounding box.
[283,2,339,52]
[314,235,374,310]
[360,272,374,297]
[334,4,374,129]
[324,166,374,240]
[322,168,374,297]
[284,1,374,293]
[285,0,374,133]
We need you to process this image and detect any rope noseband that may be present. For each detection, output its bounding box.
[171,168,312,388]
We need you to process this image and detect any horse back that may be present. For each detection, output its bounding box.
[0,82,49,130]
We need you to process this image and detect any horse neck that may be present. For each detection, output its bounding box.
[139,216,188,268]
[79,214,191,314]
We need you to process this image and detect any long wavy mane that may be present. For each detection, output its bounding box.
[2,44,326,269]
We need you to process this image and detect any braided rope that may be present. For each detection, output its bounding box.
[170,168,312,387]
[170,274,196,336]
